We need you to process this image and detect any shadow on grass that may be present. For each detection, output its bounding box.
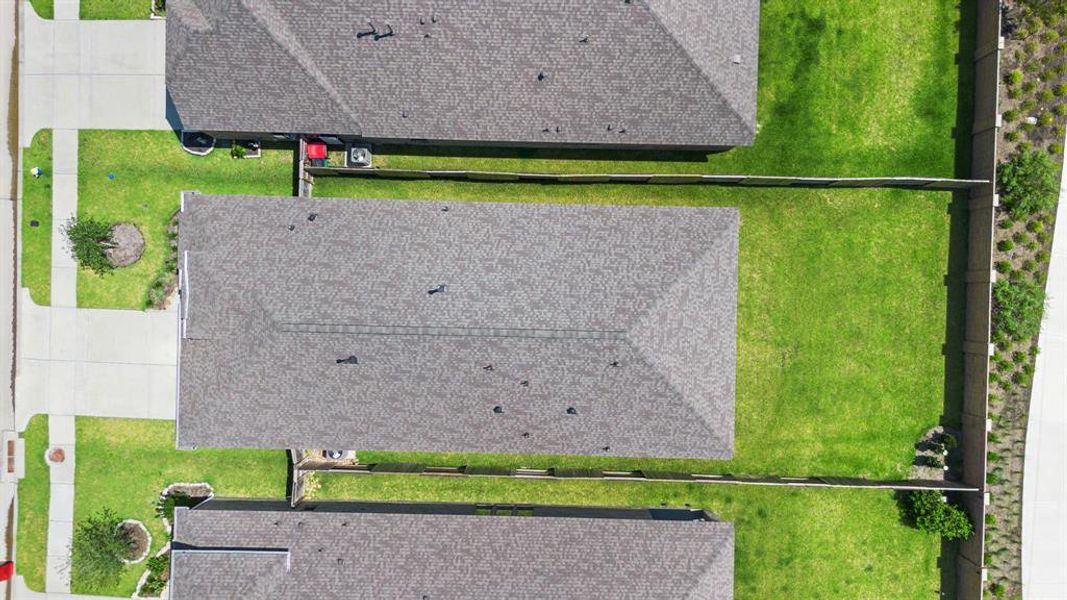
[370,142,713,165]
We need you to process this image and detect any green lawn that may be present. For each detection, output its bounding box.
[314,179,963,479]
[28,0,52,18]
[72,418,288,596]
[309,474,943,599]
[77,131,293,309]
[372,0,970,178]
[21,130,52,306]
[16,416,49,592]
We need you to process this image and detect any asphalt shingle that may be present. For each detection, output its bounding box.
[166,0,760,148]
[177,194,738,458]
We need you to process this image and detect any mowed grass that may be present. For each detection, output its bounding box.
[72,418,288,596]
[28,0,52,18]
[314,178,961,479]
[77,131,294,309]
[373,0,969,177]
[80,0,150,19]
[21,130,52,306]
[16,416,49,592]
[308,474,943,599]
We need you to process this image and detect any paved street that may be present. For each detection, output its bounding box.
[1021,137,1067,599]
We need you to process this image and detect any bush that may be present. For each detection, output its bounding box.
[1038,250,1052,263]
[70,508,127,589]
[63,217,115,275]
[1023,259,1039,272]
[994,279,1047,340]
[1057,83,1067,97]
[1038,111,1055,126]
[998,239,1015,252]
[995,260,1013,273]
[1027,219,1046,233]
[901,491,974,540]
[1014,230,1032,245]
[988,470,1001,485]
[1003,109,1020,122]
[1008,86,1023,99]
[230,143,246,159]
[1005,129,1021,142]
[1042,28,1060,42]
[1007,69,1024,86]
[1023,80,1037,94]
[1041,88,1056,102]
[999,148,1060,217]
[1050,142,1065,155]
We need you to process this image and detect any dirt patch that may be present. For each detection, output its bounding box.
[105,222,145,267]
[117,520,150,564]
[910,427,960,481]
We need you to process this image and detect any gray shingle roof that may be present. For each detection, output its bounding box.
[166,0,759,148]
[170,500,735,599]
[177,194,738,458]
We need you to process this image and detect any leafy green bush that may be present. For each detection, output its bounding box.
[1004,109,1020,122]
[1023,80,1038,93]
[1007,69,1024,86]
[1050,142,1064,155]
[1041,88,1056,102]
[1038,111,1055,126]
[901,491,974,540]
[63,217,115,275]
[1008,86,1023,99]
[1038,250,1052,263]
[995,260,1013,273]
[1028,219,1046,233]
[988,470,1001,485]
[230,143,246,159]
[993,279,1047,340]
[998,239,1015,252]
[989,581,1005,597]
[999,148,1060,217]
[1005,129,1021,142]
[1042,28,1060,42]
[70,508,127,589]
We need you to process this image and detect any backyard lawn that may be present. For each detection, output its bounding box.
[314,179,964,480]
[16,416,49,592]
[77,130,293,309]
[308,474,943,599]
[21,130,52,306]
[372,0,970,178]
[71,418,288,596]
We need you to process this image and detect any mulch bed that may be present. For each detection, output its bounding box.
[118,520,150,563]
[105,223,145,268]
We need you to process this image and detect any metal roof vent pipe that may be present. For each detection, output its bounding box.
[336,355,359,364]
[428,284,447,295]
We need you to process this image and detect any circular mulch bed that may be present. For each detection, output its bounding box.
[106,223,145,267]
[117,519,151,564]
[45,447,65,464]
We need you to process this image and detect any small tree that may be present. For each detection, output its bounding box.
[64,217,115,275]
[993,279,1046,341]
[70,508,128,589]
[998,148,1059,218]
[902,491,974,540]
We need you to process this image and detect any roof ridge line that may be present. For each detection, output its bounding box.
[239,0,364,135]
[638,0,755,139]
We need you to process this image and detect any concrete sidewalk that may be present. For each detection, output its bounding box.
[1021,149,1067,598]
[20,3,170,144]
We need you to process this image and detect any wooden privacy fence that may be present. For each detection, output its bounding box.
[307,166,987,190]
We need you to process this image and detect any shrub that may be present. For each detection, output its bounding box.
[993,279,1046,340]
[70,508,127,589]
[1023,80,1037,93]
[63,217,115,275]
[988,450,1002,463]
[901,491,974,540]
[1027,238,1042,251]
[1012,350,1028,363]
[1037,229,1054,243]
[999,148,1060,217]
[1023,259,1039,272]
[1021,97,1039,111]
[989,431,1001,444]
[1034,270,1049,284]
[1041,88,1056,102]
[1057,83,1067,97]
[990,581,1006,597]
[941,432,958,450]
[988,470,1001,485]
[1008,86,1023,99]
[1055,104,1067,117]
[1007,69,1024,86]
[1019,141,1034,152]
[1038,250,1052,263]
[998,239,1015,252]
[1005,129,1021,142]
[230,143,246,159]
[1000,216,1016,229]
[1003,109,1020,122]
[1050,142,1064,155]
[995,260,1013,273]
[1027,219,1046,233]
[1038,112,1055,127]
[1014,230,1031,245]
[1042,28,1060,42]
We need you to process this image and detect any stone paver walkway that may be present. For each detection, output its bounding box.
[1021,140,1067,599]
[20,3,169,146]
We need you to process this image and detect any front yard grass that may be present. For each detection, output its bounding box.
[16,416,49,592]
[80,0,150,19]
[21,130,52,306]
[72,418,288,596]
[314,179,963,479]
[77,130,293,309]
[373,0,969,178]
[308,474,942,599]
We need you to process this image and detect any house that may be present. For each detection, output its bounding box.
[165,0,760,150]
[169,498,735,599]
[176,193,738,459]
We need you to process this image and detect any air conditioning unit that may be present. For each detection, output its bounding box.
[346,144,373,168]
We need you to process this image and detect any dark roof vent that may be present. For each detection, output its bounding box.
[483,364,494,371]
[441,206,449,212]
[336,355,359,365]
[522,432,530,438]
[566,407,577,415]
[601,446,610,452]
[307,213,318,222]
[537,71,545,81]
[493,406,503,413]
[519,380,529,387]
[287,224,295,231]
[579,34,589,43]
[428,284,447,295]
[609,360,620,368]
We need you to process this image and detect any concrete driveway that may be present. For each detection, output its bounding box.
[15,291,177,429]
[20,5,170,144]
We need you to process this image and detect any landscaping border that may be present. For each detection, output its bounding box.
[306,166,987,191]
[956,1,1003,598]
